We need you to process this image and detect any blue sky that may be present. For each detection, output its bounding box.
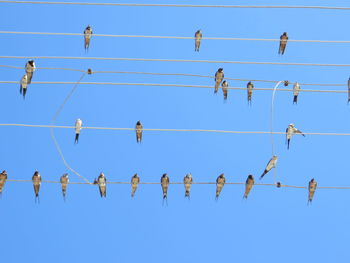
[1,0,350,262]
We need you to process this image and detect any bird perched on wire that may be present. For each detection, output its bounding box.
[221,80,228,100]
[194,29,202,51]
[183,173,193,199]
[278,32,288,55]
[135,121,143,143]
[260,156,278,179]
[74,118,82,144]
[131,173,140,198]
[32,171,42,203]
[214,68,224,94]
[95,172,107,198]
[293,82,301,104]
[0,170,8,197]
[60,173,69,201]
[25,60,36,84]
[286,123,305,149]
[308,178,317,204]
[215,173,226,200]
[243,174,254,199]
[84,25,93,51]
[247,81,254,105]
[19,74,28,99]
[161,173,170,204]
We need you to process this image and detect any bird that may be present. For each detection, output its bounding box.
[25,60,36,84]
[279,32,288,55]
[183,173,193,198]
[243,174,255,199]
[135,121,143,143]
[131,173,140,198]
[84,25,93,51]
[75,118,82,144]
[0,170,8,197]
[221,80,228,100]
[293,82,301,104]
[247,81,254,105]
[96,172,107,198]
[60,173,69,201]
[260,156,278,179]
[308,178,317,204]
[161,173,170,204]
[215,173,226,200]
[348,78,350,104]
[32,171,42,203]
[286,123,305,149]
[19,74,28,99]
[214,68,224,93]
[194,29,202,51]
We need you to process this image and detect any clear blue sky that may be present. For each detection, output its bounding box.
[1,0,350,262]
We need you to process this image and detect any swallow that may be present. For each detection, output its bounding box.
[214,68,224,93]
[25,60,36,84]
[32,171,42,203]
[260,156,278,179]
[0,170,8,197]
[247,81,254,105]
[286,123,305,149]
[60,173,69,201]
[215,173,226,200]
[161,173,170,203]
[293,82,301,104]
[97,172,107,198]
[19,74,28,99]
[279,32,288,55]
[348,78,350,104]
[243,174,255,199]
[194,29,202,51]
[183,173,193,198]
[222,80,228,100]
[75,118,82,144]
[308,178,317,204]
[131,173,140,198]
[135,121,143,143]
[84,25,93,51]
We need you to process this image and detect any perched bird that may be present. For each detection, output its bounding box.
[215,173,226,200]
[260,156,278,179]
[214,68,224,93]
[279,32,288,55]
[84,25,93,51]
[222,80,228,100]
[348,78,350,104]
[293,82,301,104]
[284,80,289,87]
[243,174,255,199]
[0,170,8,196]
[286,123,305,149]
[194,29,202,51]
[131,173,140,198]
[308,178,317,204]
[247,81,254,105]
[183,173,193,198]
[75,118,82,144]
[135,121,143,143]
[161,173,170,203]
[19,74,28,99]
[32,171,42,203]
[60,173,69,201]
[97,172,107,198]
[25,60,36,84]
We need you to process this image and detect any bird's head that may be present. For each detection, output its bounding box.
[310,178,314,182]
[133,173,138,178]
[289,123,294,127]
[219,173,225,178]
[28,60,34,66]
[100,172,105,177]
[248,174,253,179]
[162,173,168,178]
[63,173,68,178]
[283,32,288,36]
[137,120,141,125]
[187,173,192,178]
[218,68,223,72]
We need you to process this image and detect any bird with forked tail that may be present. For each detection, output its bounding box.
[286,123,305,149]
[60,173,69,201]
[293,82,301,104]
[260,156,278,179]
[84,25,93,51]
[135,121,143,143]
[215,173,226,200]
[131,173,140,198]
[183,173,193,198]
[243,174,254,199]
[308,178,317,204]
[32,171,42,203]
[279,32,288,55]
[214,68,224,94]
[194,30,202,51]
[161,173,170,205]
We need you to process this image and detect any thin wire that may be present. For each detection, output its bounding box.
[1,56,350,67]
[1,1,350,10]
[50,73,91,184]
[1,30,350,44]
[0,81,346,93]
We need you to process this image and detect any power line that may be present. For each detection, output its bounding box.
[1,30,350,44]
[1,56,350,67]
[1,1,349,10]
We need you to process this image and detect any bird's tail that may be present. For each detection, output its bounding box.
[162,195,168,206]
[185,190,190,199]
[293,95,298,104]
[62,190,66,202]
[23,88,27,99]
[260,171,266,180]
[75,134,79,144]
[215,194,219,201]
[287,139,290,150]
[214,85,219,94]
